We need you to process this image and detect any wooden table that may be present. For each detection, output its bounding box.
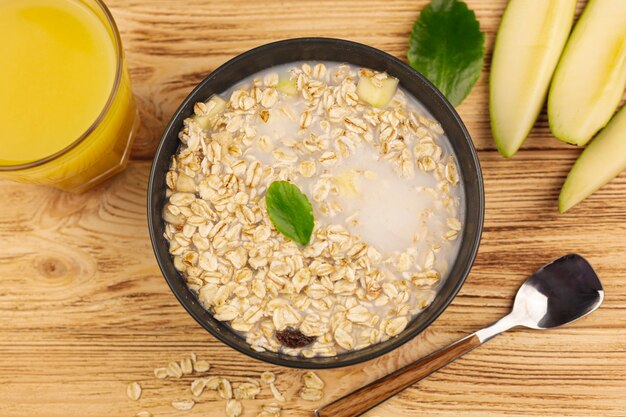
[2,1,625,416]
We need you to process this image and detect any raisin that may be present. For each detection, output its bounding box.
[275,327,316,348]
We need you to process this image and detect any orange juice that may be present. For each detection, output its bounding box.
[0,0,137,192]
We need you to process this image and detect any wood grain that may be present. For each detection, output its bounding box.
[2,0,626,416]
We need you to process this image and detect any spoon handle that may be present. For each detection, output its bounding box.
[315,333,482,417]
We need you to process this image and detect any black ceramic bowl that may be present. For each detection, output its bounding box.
[148,38,484,369]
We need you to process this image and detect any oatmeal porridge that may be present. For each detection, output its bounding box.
[162,62,464,357]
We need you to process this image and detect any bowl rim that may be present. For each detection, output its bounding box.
[148,37,484,369]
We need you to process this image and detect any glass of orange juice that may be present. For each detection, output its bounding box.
[0,0,138,192]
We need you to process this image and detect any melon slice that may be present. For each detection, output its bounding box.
[490,0,577,157]
[559,106,626,213]
[548,0,626,146]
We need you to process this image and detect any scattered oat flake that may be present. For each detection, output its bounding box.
[303,371,325,390]
[191,378,207,397]
[270,382,285,402]
[181,357,193,375]
[234,382,261,399]
[167,361,183,378]
[256,402,282,417]
[218,378,233,399]
[154,367,168,379]
[136,411,152,417]
[260,371,276,385]
[171,399,195,411]
[194,360,211,373]
[126,382,141,401]
[299,387,323,401]
[226,399,243,417]
[205,376,221,390]
[263,403,282,414]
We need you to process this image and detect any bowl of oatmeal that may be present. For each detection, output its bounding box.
[148,38,483,368]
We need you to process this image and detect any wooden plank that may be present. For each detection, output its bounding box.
[2,0,626,415]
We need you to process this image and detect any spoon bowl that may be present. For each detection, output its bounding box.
[512,254,604,330]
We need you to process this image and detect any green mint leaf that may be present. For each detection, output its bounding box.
[408,0,485,106]
[265,181,314,246]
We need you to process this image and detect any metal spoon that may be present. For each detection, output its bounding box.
[316,254,604,417]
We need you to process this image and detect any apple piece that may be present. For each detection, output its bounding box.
[276,78,297,96]
[490,0,577,158]
[356,74,399,108]
[193,95,226,129]
[335,170,359,197]
[559,106,626,213]
[548,0,626,146]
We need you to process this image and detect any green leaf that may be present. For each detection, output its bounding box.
[408,0,485,106]
[265,181,314,246]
